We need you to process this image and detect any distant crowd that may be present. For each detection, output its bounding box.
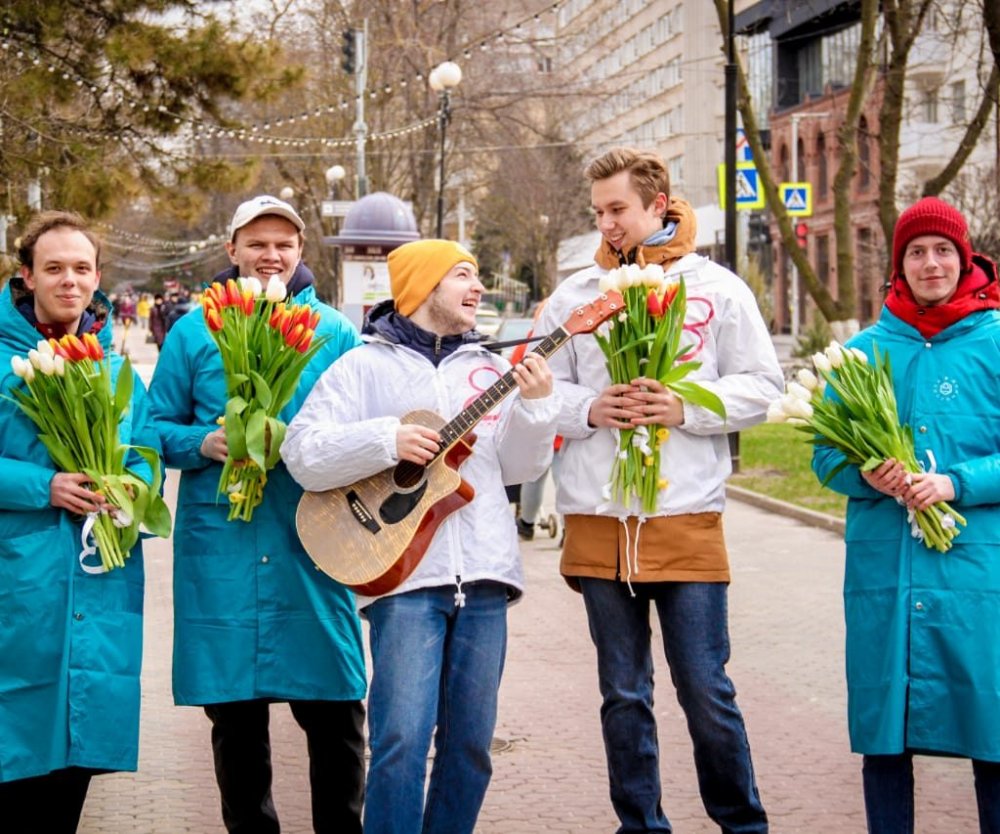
[106,286,196,351]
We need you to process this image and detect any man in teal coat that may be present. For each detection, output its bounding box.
[149,196,366,834]
[813,197,1000,833]
[0,211,160,832]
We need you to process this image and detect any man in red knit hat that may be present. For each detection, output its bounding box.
[813,196,1000,834]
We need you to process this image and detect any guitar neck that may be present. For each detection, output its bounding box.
[437,327,569,450]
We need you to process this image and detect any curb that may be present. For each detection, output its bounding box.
[726,484,845,535]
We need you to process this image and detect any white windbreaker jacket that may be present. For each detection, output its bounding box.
[536,252,783,518]
[282,336,559,608]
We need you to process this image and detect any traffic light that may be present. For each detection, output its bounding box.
[341,29,356,74]
[748,213,771,246]
[795,221,809,249]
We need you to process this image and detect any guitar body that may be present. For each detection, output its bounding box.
[296,409,476,596]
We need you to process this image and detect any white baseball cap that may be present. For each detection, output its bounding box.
[228,195,305,241]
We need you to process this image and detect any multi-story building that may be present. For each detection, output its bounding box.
[736,0,997,332]
[555,0,727,215]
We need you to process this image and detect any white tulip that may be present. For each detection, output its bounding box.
[10,356,28,378]
[624,263,643,286]
[825,341,844,369]
[641,263,664,287]
[37,353,56,376]
[598,273,617,294]
[53,355,66,376]
[796,368,819,390]
[238,276,263,297]
[36,339,55,357]
[786,381,813,401]
[265,275,287,303]
[784,397,814,420]
[23,363,35,383]
[850,347,868,363]
[766,401,788,423]
[812,352,832,373]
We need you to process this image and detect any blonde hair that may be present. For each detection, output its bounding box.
[584,147,670,209]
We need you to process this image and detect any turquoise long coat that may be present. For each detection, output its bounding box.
[813,306,1000,760]
[0,281,156,782]
[149,285,366,705]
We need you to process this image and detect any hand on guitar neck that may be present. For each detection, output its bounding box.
[395,352,553,465]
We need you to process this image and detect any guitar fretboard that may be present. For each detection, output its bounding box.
[436,327,569,451]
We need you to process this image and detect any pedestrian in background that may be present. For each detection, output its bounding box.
[148,292,167,351]
[813,196,1000,834]
[0,211,161,833]
[283,238,559,834]
[536,147,780,833]
[148,196,367,834]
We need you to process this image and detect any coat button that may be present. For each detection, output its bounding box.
[261,555,269,564]
[924,342,932,348]
[915,602,924,611]
[919,426,928,433]
[73,612,84,621]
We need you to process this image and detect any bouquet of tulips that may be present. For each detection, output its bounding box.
[594,263,726,514]
[202,276,327,522]
[768,340,966,553]
[7,334,172,571]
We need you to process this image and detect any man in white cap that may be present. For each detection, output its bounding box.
[283,238,559,834]
[149,195,368,834]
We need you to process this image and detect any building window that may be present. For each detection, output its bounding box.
[817,234,831,290]
[951,80,966,123]
[797,137,806,181]
[817,133,828,199]
[923,87,939,123]
[857,227,877,324]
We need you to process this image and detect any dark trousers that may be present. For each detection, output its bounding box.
[204,698,366,834]
[0,766,94,833]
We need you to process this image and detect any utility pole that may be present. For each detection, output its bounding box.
[353,22,368,198]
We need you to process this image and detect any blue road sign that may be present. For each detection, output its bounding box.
[779,183,813,217]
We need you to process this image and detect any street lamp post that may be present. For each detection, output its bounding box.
[429,61,462,239]
[324,164,347,305]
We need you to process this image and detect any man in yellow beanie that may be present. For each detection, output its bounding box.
[283,238,560,834]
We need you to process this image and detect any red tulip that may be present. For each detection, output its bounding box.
[225,279,241,307]
[295,328,314,353]
[662,282,680,308]
[205,308,224,332]
[48,338,70,359]
[269,302,286,329]
[308,310,321,331]
[242,290,255,316]
[59,334,89,362]
[284,322,304,348]
[82,333,104,361]
[647,289,664,318]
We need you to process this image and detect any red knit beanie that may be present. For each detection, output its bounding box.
[892,196,972,275]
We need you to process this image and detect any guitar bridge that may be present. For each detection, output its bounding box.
[346,490,381,534]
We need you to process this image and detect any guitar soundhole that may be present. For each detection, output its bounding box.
[393,462,427,491]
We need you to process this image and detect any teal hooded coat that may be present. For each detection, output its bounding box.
[148,283,366,705]
[0,279,157,782]
[813,302,1000,761]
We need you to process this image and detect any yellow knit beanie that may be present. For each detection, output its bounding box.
[388,239,478,317]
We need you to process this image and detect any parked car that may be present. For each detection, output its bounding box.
[474,303,502,337]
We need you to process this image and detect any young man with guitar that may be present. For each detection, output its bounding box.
[535,148,783,833]
[282,239,559,834]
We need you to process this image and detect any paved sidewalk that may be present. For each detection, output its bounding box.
[76,322,980,833]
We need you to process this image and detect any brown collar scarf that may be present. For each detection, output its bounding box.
[594,196,698,271]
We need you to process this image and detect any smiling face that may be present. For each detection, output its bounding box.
[590,170,667,255]
[902,234,963,307]
[225,215,303,284]
[408,261,483,336]
[20,226,101,332]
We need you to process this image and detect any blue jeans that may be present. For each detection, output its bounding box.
[579,578,768,834]
[863,753,1000,833]
[363,582,509,834]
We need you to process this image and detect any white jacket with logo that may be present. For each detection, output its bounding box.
[282,337,559,608]
[537,252,783,518]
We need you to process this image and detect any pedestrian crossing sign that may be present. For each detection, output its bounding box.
[779,183,813,217]
[717,162,765,211]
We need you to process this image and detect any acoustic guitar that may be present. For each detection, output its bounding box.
[295,291,623,596]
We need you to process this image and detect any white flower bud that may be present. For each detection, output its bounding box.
[825,342,844,369]
[786,381,813,401]
[27,349,42,369]
[238,276,263,297]
[812,352,832,373]
[641,263,665,287]
[766,401,789,423]
[796,368,819,390]
[53,355,66,377]
[37,353,56,375]
[10,356,28,378]
[850,347,868,363]
[23,363,35,383]
[784,397,814,420]
[265,275,287,303]
[624,263,643,286]
[36,339,55,357]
